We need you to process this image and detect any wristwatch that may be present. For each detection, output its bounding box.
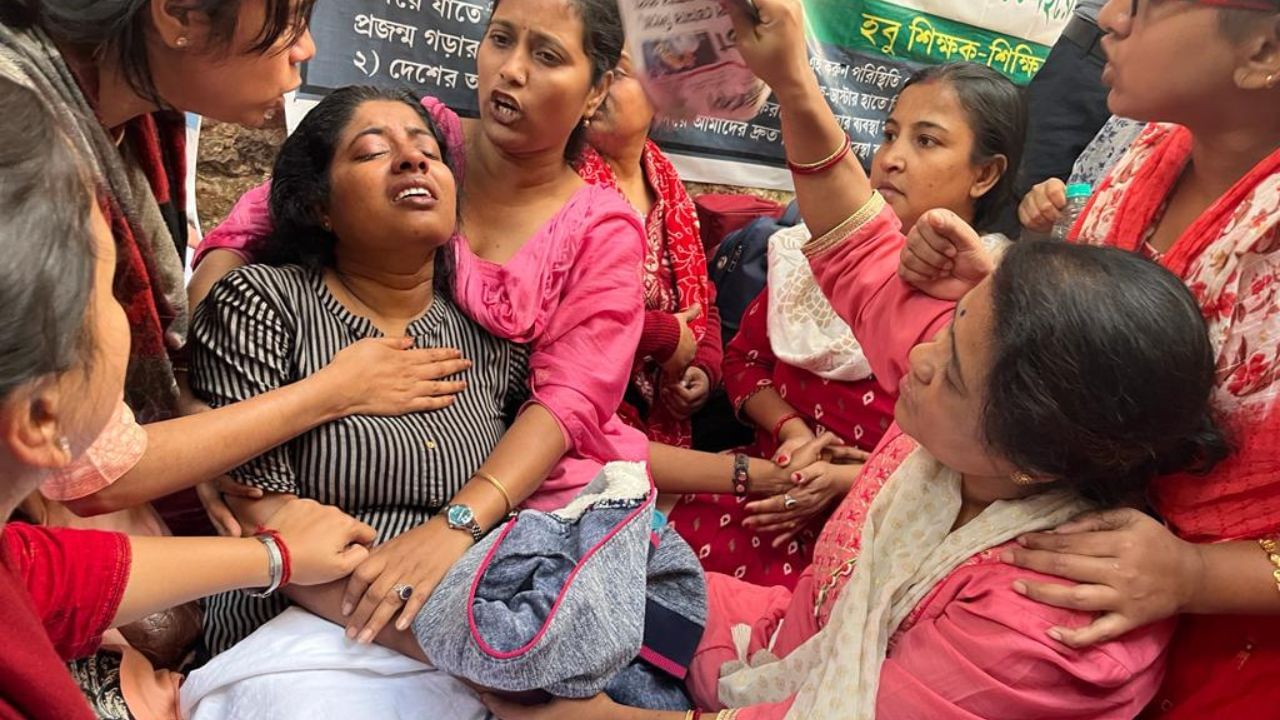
[445,503,484,542]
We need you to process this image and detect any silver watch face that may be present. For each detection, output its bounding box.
[447,504,475,527]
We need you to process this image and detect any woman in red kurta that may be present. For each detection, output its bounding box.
[579,51,723,449]
[664,59,1026,588]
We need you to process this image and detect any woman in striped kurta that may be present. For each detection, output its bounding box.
[190,88,527,654]
[193,266,526,653]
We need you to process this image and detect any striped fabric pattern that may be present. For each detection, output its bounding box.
[190,264,527,655]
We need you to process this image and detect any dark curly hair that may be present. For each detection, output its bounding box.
[983,241,1229,508]
[261,85,456,298]
[902,62,1027,233]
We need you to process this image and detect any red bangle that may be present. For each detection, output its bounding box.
[786,135,852,176]
[772,412,804,443]
[255,526,293,588]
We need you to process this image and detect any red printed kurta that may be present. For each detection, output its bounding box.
[667,285,895,589]
[1070,123,1280,719]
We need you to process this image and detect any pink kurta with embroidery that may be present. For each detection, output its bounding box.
[195,97,649,511]
[685,199,1171,719]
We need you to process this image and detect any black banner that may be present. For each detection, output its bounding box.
[300,0,919,171]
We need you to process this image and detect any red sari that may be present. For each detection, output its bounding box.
[667,289,895,589]
[1072,123,1280,718]
[576,143,723,449]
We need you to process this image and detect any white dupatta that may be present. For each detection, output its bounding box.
[717,446,1090,719]
[766,224,873,382]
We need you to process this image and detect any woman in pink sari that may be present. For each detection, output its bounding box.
[901,2,1280,716]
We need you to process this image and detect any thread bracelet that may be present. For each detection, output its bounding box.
[772,412,804,445]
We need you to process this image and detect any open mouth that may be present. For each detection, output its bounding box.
[489,91,522,124]
[395,186,435,202]
[390,180,439,209]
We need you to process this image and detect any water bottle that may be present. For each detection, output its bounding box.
[1051,183,1093,241]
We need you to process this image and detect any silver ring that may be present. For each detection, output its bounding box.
[391,583,413,602]
[782,494,799,510]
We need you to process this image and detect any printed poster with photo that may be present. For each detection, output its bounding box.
[297,0,1071,188]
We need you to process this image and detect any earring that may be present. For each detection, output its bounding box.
[322,219,332,231]
[57,436,72,458]
[175,36,190,48]
[1268,73,1277,89]
[1011,471,1036,487]
[582,117,592,129]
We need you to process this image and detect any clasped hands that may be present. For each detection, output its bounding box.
[743,428,870,548]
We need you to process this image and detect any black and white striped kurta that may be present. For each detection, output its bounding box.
[190,264,528,655]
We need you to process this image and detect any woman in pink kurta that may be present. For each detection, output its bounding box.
[448,177,648,511]
[196,99,646,513]
[681,199,1181,719]
[486,189,1218,717]
[665,58,1026,590]
[190,0,647,645]
[903,6,1280,715]
[482,1,1228,718]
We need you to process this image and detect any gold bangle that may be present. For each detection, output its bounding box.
[1258,538,1280,592]
[803,191,887,258]
[786,134,850,171]
[683,712,696,720]
[473,470,513,515]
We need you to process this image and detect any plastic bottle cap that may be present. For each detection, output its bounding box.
[1065,183,1093,199]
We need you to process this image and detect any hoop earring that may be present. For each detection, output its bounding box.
[1011,471,1037,487]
